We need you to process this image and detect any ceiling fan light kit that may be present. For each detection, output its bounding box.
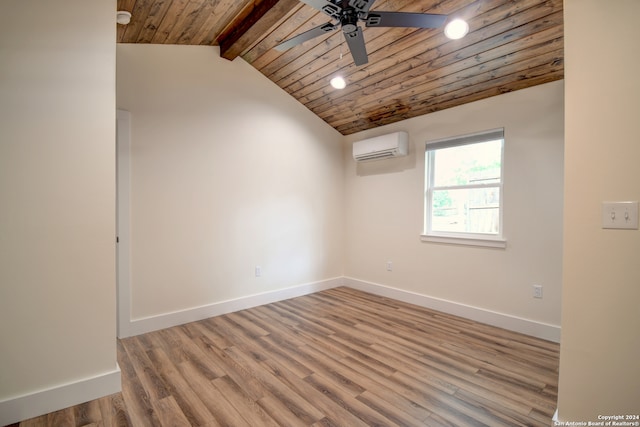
[274,0,447,67]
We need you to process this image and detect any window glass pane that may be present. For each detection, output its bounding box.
[432,139,502,187]
[431,187,500,234]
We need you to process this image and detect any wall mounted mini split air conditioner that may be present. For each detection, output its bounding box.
[352,131,409,162]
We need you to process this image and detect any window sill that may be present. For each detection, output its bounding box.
[421,233,507,248]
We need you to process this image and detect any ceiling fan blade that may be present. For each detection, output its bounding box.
[274,22,338,51]
[298,0,342,20]
[344,27,368,66]
[366,11,447,28]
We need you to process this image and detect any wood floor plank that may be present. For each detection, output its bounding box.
[304,372,399,426]
[72,399,101,426]
[356,389,429,426]
[120,337,172,402]
[257,394,310,426]
[168,325,228,380]
[342,356,434,422]
[46,408,74,427]
[258,334,316,378]
[18,416,47,427]
[97,393,132,427]
[326,334,399,378]
[223,345,325,423]
[117,339,163,427]
[225,311,271,338]
[453,388,543,427]
[146,347,217,426]
[259,357,372,427]
[177,323,236,378]
[177,360,247,427]
[15,287,560,427]
[188,319,234,350]
[294,344,366,396]
[151,395,192,427]
[212,375,280,427]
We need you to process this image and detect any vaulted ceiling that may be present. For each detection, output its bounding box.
[116,0,564,135]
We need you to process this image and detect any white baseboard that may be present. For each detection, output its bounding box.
[0,366,121,426]
[120,276,560,342]
[120,277,344,338]
[343,277,561,343]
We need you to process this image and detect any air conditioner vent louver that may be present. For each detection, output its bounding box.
[352,131,409,162]
[356,149,397,161]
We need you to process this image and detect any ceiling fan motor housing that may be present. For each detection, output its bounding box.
[341,8,359,33]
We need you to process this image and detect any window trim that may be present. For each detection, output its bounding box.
[420,233,507,248]
[423,128,506,248]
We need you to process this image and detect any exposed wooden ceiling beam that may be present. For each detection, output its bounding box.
[217,0,300,61]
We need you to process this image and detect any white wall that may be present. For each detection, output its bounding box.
[116,44,344,331]
[344,81,564,339]
[0,1,120,424]
[558,0,640,421]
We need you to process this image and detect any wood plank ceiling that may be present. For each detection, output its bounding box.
[116,0,564,135]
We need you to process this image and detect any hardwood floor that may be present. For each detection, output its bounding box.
[11,287,559,426]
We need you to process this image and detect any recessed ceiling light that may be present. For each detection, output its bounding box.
[116,11,132,25]
[330,76,346,89]
[444,18,469,40]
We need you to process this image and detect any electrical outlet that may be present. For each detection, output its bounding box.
[255,266,262,277]
[386,261,393,271]
[533,285,543,299]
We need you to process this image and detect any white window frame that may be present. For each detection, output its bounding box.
[422,128,506,248]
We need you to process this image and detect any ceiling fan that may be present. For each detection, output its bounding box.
[274,0,447,66]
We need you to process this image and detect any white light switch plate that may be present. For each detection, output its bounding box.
[602,201,639,229]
